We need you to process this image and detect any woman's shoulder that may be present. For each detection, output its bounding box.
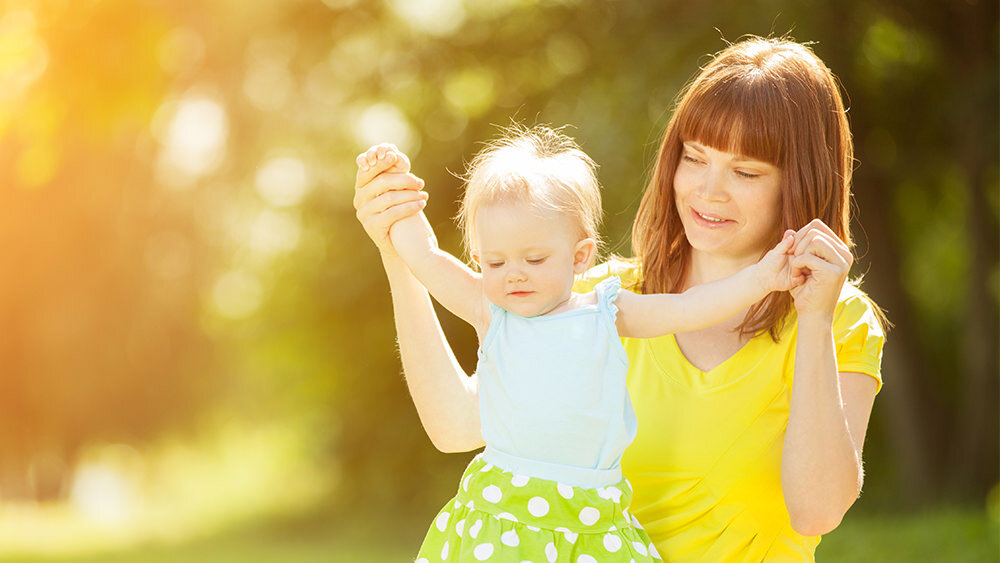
[574,257,643,294]
[834,280,887,337]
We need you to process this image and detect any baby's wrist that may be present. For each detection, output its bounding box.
[748,263,773,294]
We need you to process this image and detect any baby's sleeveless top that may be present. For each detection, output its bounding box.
[477,276,637,488]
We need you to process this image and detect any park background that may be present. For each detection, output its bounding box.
[0,0,997,561]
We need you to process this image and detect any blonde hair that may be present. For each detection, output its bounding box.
[632,37,857,341]
[457,124,603,261]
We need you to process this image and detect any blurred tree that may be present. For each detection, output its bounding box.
[0,0,994,516]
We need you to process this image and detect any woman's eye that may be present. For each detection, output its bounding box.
[735,169,760,179]
[526,257,547,265]
[682,154,701,164]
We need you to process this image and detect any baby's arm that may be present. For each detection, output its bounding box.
[357,145,486,332]
[615,232,799,338]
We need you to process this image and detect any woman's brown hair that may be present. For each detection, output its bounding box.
[631,37,855,341]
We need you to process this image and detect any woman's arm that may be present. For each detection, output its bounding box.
[382,253,484,452]
[354,145,484,452]
[780,219,877,536]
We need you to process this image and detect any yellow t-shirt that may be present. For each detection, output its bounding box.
[575,261,885,562]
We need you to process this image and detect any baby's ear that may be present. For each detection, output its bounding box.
[572,238,597,274]
[470,251,481,268]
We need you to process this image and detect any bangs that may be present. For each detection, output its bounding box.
[675,69,788,166]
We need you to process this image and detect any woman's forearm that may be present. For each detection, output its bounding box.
[781,315,862,536]
[382,253,484,453]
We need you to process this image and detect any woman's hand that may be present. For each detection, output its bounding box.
[353,143,428,257]
[788,219,854,321]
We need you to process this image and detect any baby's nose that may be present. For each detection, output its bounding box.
[506,269,527,283]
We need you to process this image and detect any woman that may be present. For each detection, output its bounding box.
[353,37,885,562]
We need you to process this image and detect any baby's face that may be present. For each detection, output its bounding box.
[474,202,587,318]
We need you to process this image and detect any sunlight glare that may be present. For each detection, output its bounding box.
[387,0,465,37]
[255,156,311,207]
[152,95,229,188]
[354,102,419,155]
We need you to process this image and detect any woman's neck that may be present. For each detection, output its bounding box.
[684,248,759,290]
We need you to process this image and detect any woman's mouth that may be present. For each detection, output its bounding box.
[691,208,733,227]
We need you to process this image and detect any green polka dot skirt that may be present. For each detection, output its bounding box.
[415,454,662,562]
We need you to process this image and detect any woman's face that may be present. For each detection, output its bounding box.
[673,141,782,262]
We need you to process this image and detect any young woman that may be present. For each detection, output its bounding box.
[353,37,885,562]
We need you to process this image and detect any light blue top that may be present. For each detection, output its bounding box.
[477,276,638,488]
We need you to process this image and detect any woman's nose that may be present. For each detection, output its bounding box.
[698,165,729,202]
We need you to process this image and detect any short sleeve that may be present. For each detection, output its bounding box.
[594,276,622,320]
[574,258,642,293]
[833,285,886,394]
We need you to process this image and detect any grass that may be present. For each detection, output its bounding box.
[0,506,994,562]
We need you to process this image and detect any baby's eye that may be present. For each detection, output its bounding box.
[487,261,505,269]
[526,257,547,265]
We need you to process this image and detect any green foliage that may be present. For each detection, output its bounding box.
[0,0,995,531]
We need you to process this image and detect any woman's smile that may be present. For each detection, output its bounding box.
[690,207,735,228]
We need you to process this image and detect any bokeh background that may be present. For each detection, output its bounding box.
[0,0,997,561]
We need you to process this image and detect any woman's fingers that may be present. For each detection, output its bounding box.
[791,228,852,266]
[353,172,424,211]
[357,188,428,220]
[365,199,427,232]
[357,193,428,254]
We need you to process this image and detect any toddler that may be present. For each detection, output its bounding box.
[356,125,799,562]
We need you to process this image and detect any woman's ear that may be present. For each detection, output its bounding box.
[572,238,597,274]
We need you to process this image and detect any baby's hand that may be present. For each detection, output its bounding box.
[355,143,411,188]
[756,230,804,292]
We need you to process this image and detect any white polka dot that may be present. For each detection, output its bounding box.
[455,518,465,537]
[441,540,450,559]
[649,542,661,559]
[557,482,575,499]
[480,463,494,472]
[603,533,622,552]
[416,559,429,563]
[497,512,518,522]
[606,486,623,502]
[501,529,520,546]
[631,514,643,528]
[469,519,483,539]
[596,486,612,499]
[511,474,530,487]
[579,506,600,526]
[462,474,473,491]
[527,496,549,517]
[454,499,461,509]
[474,543,494,560]
[466,500,475,509]
[577,556,597,563]
[545,542,558,562]
[554,526,578,543]
[435,511,450,531]
[527,525,540,532]
[608,525,617,532]
[482,485,502,503]
[632,541,648,556]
